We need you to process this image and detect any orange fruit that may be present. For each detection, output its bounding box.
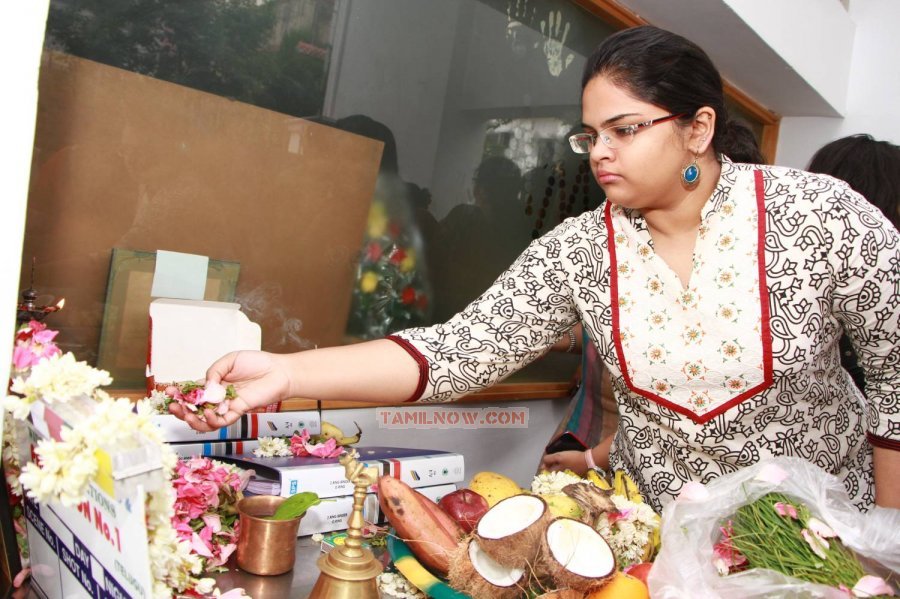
[585,571,650,599]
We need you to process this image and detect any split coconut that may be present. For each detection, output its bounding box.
[448,537,528,599]
[475,494,553,570]
[534,590,586,599]
[540,517,616,592]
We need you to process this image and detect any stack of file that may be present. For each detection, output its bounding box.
[150,411,321,457]
[215,446,465,536]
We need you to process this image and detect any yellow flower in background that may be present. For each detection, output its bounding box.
[367,202,388,238]
[360,271,380,293]
[400,249,416,272]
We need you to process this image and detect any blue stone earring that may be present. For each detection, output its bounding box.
[681,156,700,186]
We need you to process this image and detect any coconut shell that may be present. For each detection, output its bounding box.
[475,494,553,570]
[447,537,528,599]
[540,517,616,593]
[534,590,586,599]
[561,483,616,526]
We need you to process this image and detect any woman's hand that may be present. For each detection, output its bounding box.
[539,450,589,477]
[168,350,293,432]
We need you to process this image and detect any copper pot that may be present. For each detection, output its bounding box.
[236,495,303,576]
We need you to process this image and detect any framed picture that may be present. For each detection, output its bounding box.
[96,249,240,389]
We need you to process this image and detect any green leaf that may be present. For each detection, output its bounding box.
[271,492,322,520]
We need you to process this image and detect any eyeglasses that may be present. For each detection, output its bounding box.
[568,113,685,154]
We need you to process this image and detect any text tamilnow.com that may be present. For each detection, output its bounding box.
[375,407,529,429]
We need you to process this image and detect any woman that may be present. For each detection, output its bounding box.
[172,26,899,512]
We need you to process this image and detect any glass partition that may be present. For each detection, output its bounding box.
[22,0,768,394]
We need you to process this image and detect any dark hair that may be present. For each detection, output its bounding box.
[334,114,399,173]
[473,156,522,201]
[807,134,900,229]
[582,26,753,162]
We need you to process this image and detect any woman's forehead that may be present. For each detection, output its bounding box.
[581,77,657,125]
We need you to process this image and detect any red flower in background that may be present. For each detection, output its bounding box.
[401,286,416,305]
[365,242,383,262]
[389,247,407,266]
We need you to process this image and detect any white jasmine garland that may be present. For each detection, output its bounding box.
[531,470,586,495]
[594,494,660,567]
[144,389,171,415]
[10,352,111,407]
[253,436,292,457]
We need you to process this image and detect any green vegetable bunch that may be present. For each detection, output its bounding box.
[729,492,865,588]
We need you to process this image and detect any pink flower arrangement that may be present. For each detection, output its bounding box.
[171,457,249,570]
[12,320,61,371]
[160,381,236,417]
[712,520,748,575]
[289,429,344,458]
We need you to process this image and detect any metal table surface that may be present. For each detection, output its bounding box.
[18,535,390,599]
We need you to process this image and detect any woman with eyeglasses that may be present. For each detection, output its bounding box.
[172,26,899,513]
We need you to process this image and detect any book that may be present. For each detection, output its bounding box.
[297,483,457,537]
[216,446,465,499]
[151,410,321,442]
[169,439,262,459]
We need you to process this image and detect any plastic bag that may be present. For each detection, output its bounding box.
[649,457,900,599]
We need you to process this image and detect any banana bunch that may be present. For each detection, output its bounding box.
[313,421,362,446]
[582,468,644,503]
[613,469,644,504]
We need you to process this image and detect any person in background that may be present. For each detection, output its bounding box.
[806,134,900,395]
[171,26,899,513]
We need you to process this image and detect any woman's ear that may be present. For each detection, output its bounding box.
[690,106,717,154]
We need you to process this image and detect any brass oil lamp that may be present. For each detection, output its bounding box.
[308,448,383,598]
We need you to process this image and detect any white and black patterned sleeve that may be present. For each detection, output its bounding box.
[826,181,900,451]
[388,218,587,403]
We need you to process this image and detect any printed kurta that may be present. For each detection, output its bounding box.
[390,159,900,512]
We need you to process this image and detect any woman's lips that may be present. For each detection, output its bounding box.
[596,170,620,185]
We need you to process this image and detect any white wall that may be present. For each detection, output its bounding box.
[324,398,571,487]
[1,3,50,405]
[776,0,900,168]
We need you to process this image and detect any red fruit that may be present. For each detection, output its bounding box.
[623,562,653,585]
[438,489,489,533]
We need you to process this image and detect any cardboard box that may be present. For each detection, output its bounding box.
[147,298,261,388]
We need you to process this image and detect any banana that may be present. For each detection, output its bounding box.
[612,470,644,504]
[586,468,612,491]
[314,421,363,446]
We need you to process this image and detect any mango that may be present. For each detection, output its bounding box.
[468,471,523,507]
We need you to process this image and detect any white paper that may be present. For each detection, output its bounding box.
[151,249,209,300]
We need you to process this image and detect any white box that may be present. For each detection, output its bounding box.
[147,298,261,386]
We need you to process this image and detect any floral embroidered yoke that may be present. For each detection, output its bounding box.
[391,159,900,512]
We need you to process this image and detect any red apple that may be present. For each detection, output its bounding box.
[623,562,654,585]
[438,489,489,533]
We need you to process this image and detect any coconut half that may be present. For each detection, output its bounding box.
[475,494,552,569]
[447,537,527,599]
[541,517,616,592]
[534,590,586,599]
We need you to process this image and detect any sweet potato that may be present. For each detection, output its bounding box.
[378,475,463,575]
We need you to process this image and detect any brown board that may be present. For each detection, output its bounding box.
[21,52,382,377]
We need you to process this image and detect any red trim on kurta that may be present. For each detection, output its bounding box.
[606,170,774,425]
[386,334,428,403]
[249,414,258,439]
[867,432,900,451]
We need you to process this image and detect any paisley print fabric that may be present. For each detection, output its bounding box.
[391,159,900,512]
